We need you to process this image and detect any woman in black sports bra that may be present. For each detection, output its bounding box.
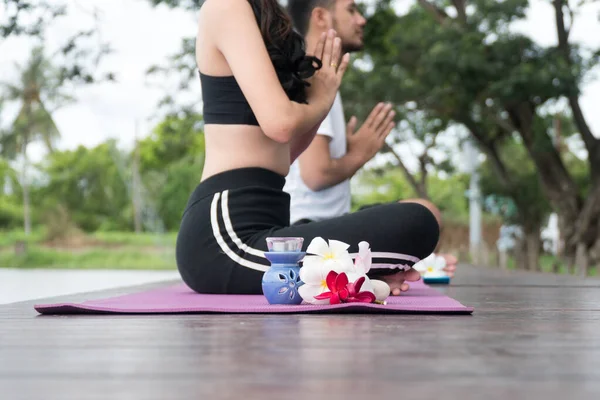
[176,0,440,295]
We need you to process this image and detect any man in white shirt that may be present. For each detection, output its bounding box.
[286,0,457,293]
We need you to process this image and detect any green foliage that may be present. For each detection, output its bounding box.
[152,157,204,231]
[0,196,23,229]
[147,0,204,9]
[91,231,177,246]
[1,1,114,85]
[0,46,65,158]
[0,246,175,269]
[138,112,205,230]
[351,168,415,208]
[1,1,66,38]
[0,227,45,247]
[139,112,205,172]
[352,167,470,222]
[428,174,470,222]
[479,136,550,226]
[342,0,599,245]
[35,141,131,232]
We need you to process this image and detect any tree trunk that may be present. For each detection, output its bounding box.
[552,0,600,180]
[132,125,142,234]
[525,227,541,272]
[574,242,588,278]
[498,248,508,270]
[20,143,31,236]
[384,144,430,199]
[503,102,600,268]
[507,103,580,222]
[514,237,527,270]
[514,222,541,271]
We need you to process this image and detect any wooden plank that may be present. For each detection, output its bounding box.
[450,264,600,287]
[1,266,600,399]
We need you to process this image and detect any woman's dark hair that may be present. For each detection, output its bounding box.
[248,0,322,104]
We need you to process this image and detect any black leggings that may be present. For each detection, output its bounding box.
[176,167,440,294]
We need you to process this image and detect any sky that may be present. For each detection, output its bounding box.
[0,0,599,166]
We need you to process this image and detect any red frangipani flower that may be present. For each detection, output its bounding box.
[313,271,376,304]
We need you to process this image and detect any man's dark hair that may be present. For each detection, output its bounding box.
[286,0,335,36]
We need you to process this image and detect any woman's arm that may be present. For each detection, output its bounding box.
[204,0,348,143]
[289,117,326,163]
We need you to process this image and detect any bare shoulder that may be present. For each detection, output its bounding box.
[200,0,252,19]
[197,0,255,43]
[197,0,255,72]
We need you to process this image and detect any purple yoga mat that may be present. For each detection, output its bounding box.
[34,279,473,315]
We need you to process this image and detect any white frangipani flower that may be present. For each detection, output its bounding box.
[301,237,355,273]
[413,253,447,278]
[298,237,391,304]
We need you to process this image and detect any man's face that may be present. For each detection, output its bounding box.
[330,0,367,53]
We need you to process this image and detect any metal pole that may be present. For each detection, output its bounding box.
[469,169,482,260]
[464,141,482,263]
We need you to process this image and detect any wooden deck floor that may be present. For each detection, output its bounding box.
[1,264,600,399]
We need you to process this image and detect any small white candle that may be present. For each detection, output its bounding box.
[272,241,286,252]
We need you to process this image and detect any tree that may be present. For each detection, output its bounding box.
[1,1,66,39]
[0,157,22,229]
[0,47,69,235]
[144,0,204,114]
[348,0,599,273]
[138,112,205,230]
[353,167,469,221]
[479,135,552,270]
[138,112,205,173]
[1,0,114,236]
[550,0,600,274]
[36,141,132,232]
[1,0,114,85]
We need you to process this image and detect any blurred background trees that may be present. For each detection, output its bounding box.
[1,0,598,275]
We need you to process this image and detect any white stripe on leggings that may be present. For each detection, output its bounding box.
[349,252,421,263]
[370,263,412,271]
[221,190,266,258]
[213,190,417,271]
[210,193,269,272]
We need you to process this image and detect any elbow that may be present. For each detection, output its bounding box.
[258,104,302,144]
[300,169,329,192]
[262,120,295,144]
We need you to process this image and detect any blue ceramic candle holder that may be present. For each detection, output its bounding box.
[262,237,305,305]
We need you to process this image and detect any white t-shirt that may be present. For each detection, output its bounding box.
[284,92,351,224]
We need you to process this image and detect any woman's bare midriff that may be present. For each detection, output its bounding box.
[200,124,292,182]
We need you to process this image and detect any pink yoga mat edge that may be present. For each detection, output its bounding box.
[33,281,474,315]
[34,302,474,315]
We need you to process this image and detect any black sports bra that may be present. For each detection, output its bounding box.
[200,72,259,126]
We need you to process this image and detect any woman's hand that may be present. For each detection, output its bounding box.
[306,29,350,106]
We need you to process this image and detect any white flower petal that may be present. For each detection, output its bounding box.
[413,262,425,273]
[355,241,372,274]
[425,271,446,278]
[299,264,327,284]
[301,255,324,270]
[414,253,448,277]
[338,253,356,271]
[298,283,330,305]
[323,257,354,274]
[432,255,447,271]
[306,237,330,257]
[329,239,350,256]
[413,254,433,273]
